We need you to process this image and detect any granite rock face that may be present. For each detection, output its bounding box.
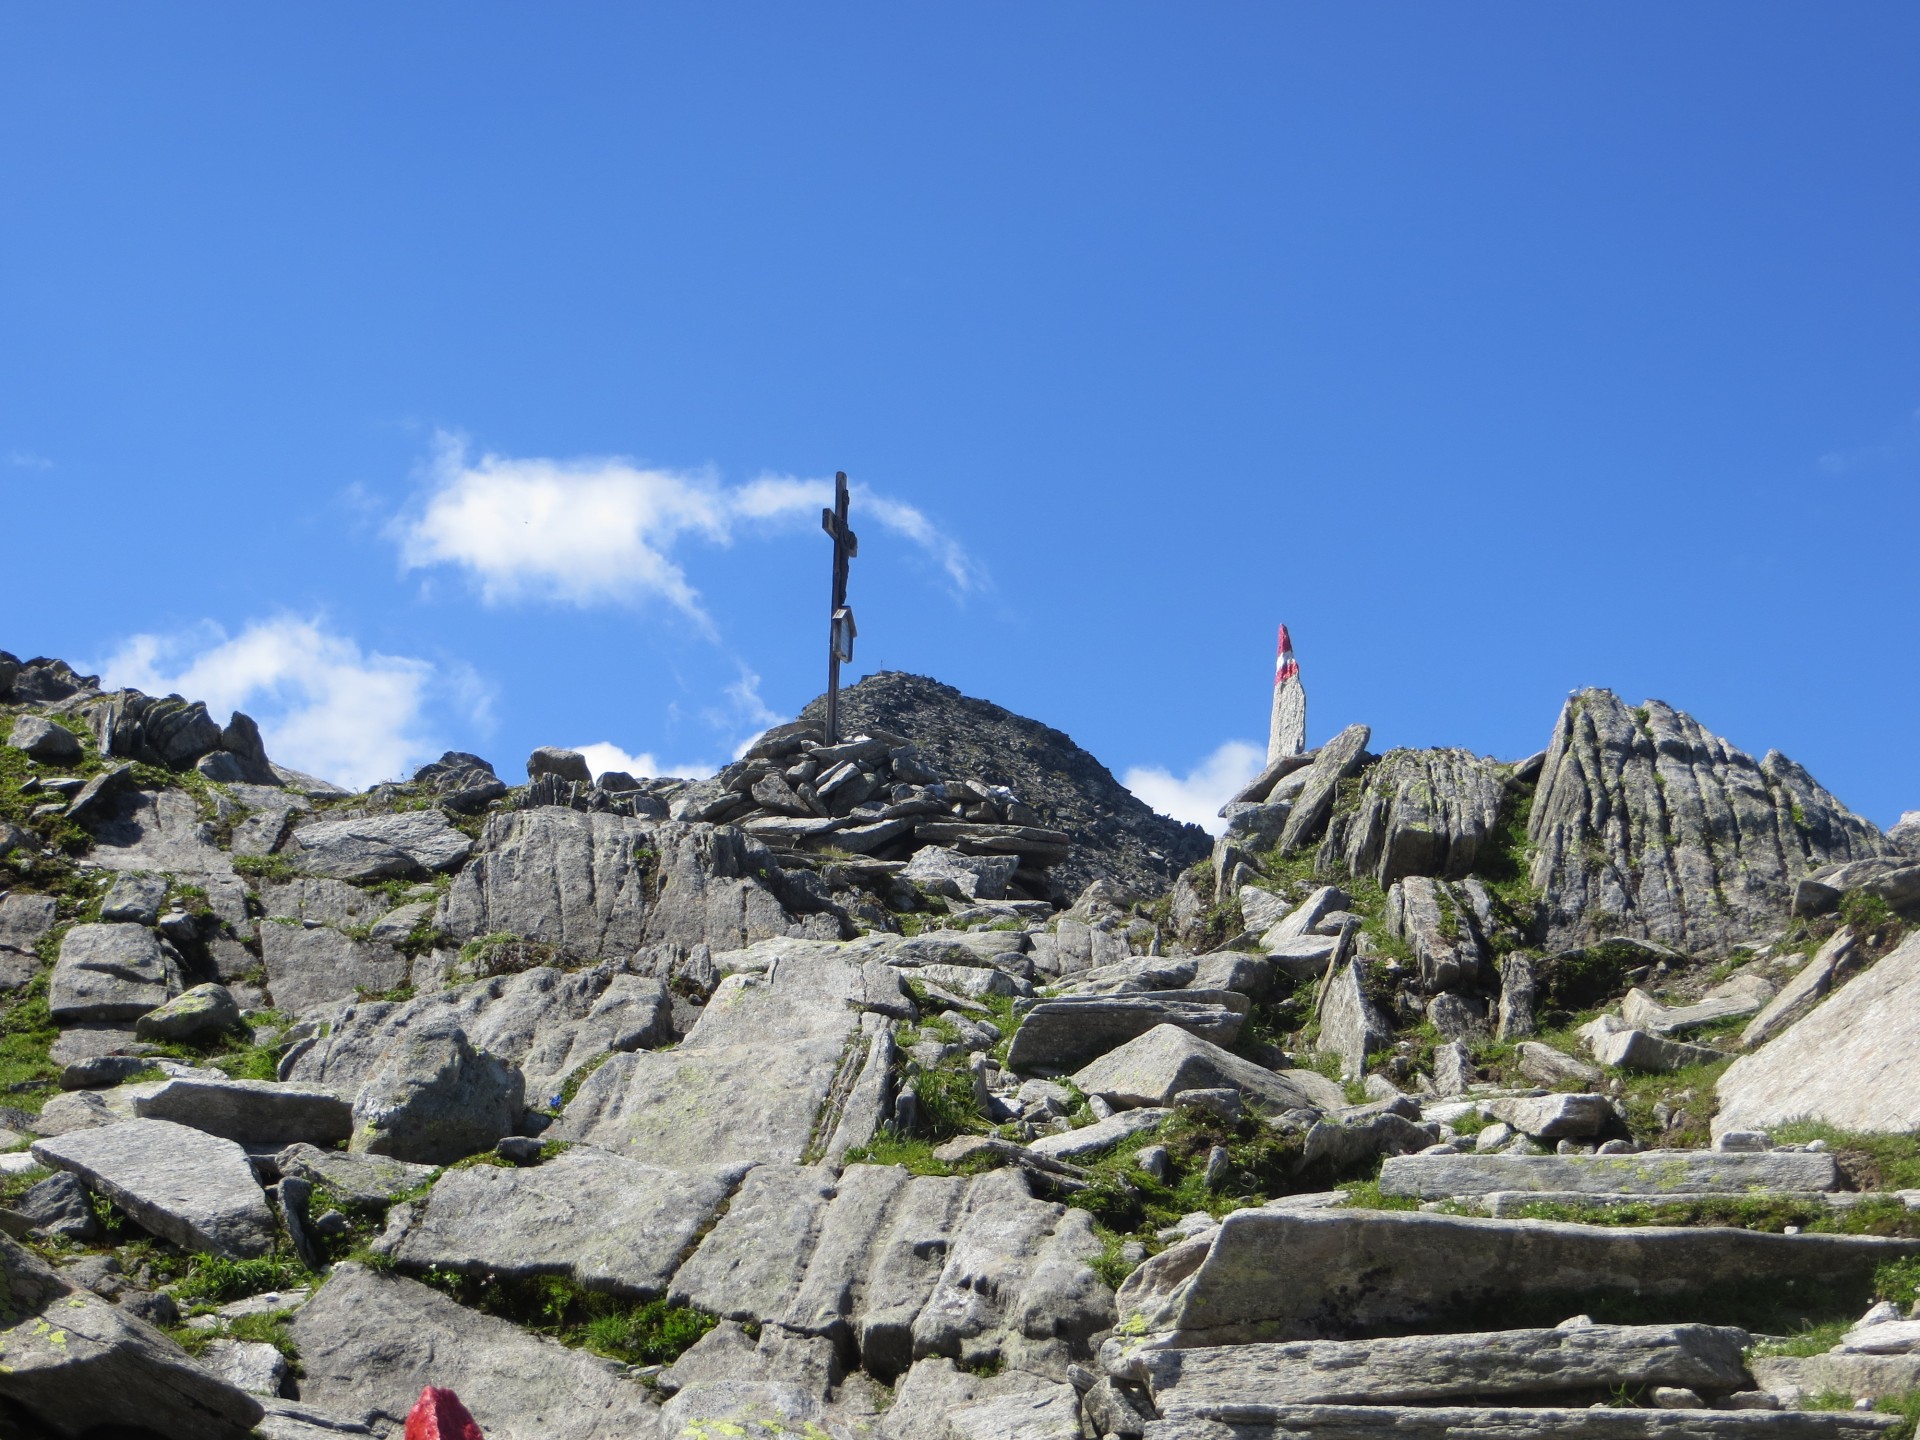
[285,809,473,882]
[439,808,809,961]
[1319,748,1511,888]
[1528,690,1883,953]
[286,964,673,1111]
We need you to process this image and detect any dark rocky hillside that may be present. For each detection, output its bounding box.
[800,671,1211,898]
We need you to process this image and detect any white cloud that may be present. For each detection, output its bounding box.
[571,742,716,784]
[392,434,980,622]
[6,451,52,470]
[94,617,485,791]
[1123,740,1266,835]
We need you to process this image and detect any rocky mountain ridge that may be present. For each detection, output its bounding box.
[1,647,1918,1440]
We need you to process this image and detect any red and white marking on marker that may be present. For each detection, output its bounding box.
[1274,623,1299,688]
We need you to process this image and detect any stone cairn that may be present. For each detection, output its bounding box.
[517,718,1072,903]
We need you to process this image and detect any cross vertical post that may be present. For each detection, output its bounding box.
[821,471,858,744]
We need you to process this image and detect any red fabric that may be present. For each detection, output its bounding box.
[405,1387,484,1440]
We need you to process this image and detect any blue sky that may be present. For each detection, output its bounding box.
[3,6,1916,830]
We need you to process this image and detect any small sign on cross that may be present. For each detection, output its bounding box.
[821,471,858,744]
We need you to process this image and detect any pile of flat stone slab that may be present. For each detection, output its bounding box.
[657,723,1073,897]
[1097,1206,1920,1439]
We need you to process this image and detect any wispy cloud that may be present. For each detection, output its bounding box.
[391,433,980,624]
[93,617,491,790]
[5,451,52,470]
[1123,740,1266,835]
[570,742,717,784]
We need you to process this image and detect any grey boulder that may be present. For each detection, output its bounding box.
[1070,1024,1343,1116]
[1120,1323,1753,1414]
[99,871,169,924]
[274,1143,437,1208]
[1486,1092,1613,1139]
[0,1234,263,1440]
[134,982,242,1042]
[1005,992,1250,1074]
[1112,1206,1920,1347]
[7,713,82,762]
[1377,1149,1839,1200]
[129,1076,353,1146]
[349,1018,525,1164]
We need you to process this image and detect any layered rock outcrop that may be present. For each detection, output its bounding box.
[1528,690,1883,953]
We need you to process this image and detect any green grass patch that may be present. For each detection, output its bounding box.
[838,1133,957,1177]
[1802,1389,1920,1440]
[0,1164,52,1207]
[1335,1179,1420,1212]
[0,968,62,1111]
[1750,1319,1850,1358]
[173,1253,312,1303]
[1771,1123,1920,1192]
[232,852,298,883]
[1063,1111,1308,1237]
[414,1268,715,1366]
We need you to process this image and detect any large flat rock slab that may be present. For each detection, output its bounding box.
[1378,1149,1838,1200]
[1139,1404,1898,1439]
[49,922,181,1022]
[558,1034,855,1169]
[1006,993,1250,1074]
[127,1075,352,1146]
[1112,1207,1920,1347]
[285,809,471,881]
[393,1145,739,1298]
[668,1163,837,1321]
[32,1118,274,1257]
[291,1263,661,1440]
[560,945,897,1168]
[1716,929,1920,1138]
[85,787,237,877]
[908,1165,1114,1374]
[1121,1323,1752,1413]
[0,1234,263,1440]
[1072,1024,1345,1115]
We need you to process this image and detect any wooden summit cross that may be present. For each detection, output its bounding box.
[822,471,857,744]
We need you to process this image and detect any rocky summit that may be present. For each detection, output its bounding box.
[2,646,1919,1440]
